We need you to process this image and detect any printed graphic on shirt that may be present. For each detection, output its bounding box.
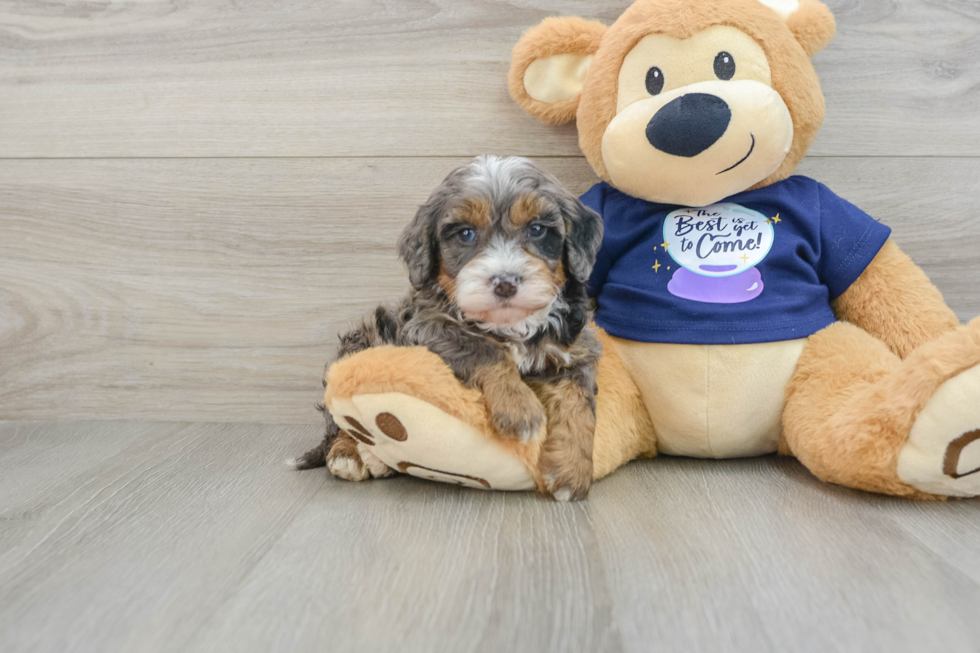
[662,203,775,304]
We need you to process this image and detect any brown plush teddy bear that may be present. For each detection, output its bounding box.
[316,0,980,499]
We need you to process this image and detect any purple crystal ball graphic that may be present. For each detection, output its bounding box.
[667,267,763,304]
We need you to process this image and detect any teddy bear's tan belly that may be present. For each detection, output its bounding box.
[609,336,807,458]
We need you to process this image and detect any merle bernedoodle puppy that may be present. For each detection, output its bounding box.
[291,155,604,500]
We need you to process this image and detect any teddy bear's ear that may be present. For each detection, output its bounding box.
[758,0,836,57]
[509,17,607,125]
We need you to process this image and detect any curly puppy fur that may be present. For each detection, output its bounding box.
[292,156,605,500]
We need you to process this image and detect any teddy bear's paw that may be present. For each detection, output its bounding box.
[328,392,538,491]
[327,453,371,482]
[898,364,980,498]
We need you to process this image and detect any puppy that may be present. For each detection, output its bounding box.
[291,155,604,500]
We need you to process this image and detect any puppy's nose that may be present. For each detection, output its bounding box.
[646,93,731,157]
[492,276,519,299]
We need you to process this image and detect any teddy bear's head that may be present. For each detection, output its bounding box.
[509,0,836,207]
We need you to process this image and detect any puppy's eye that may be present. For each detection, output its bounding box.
[527,223,547,239]
[457,228,476,244]
[713,51,735,80]
[645,67,664,95]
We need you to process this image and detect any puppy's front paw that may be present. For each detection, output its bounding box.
[485,383,546,442]
[328,453,371,482]
[360,449,396,479]
[541,454,593,502]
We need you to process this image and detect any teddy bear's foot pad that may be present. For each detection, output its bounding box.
[327,392,537,491]
[898,364,980,497]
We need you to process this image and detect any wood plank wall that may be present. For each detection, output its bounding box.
[1,0,979,423]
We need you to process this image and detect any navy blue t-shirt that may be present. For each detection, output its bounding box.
[581,176,891,345]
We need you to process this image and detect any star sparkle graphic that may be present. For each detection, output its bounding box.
[652,260,661,273]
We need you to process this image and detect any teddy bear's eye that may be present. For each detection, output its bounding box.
[645,67,664,95]
[714,51,736,80]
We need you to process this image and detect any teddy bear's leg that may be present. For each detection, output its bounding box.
[592,329,659,478]
[321,331,655,489]
[782,318,980,498]
[323,345,544,491]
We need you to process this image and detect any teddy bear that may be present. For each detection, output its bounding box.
[318,0,980,499]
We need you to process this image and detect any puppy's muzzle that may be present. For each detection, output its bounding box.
[645,93,732,157]
[492,275,520,299]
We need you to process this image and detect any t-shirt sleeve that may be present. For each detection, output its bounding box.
[580,183,611,298]
[815,182,892,299]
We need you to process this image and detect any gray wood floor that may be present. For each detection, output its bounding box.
[1,420,979,653]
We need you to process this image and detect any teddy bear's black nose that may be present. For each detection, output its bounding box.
[646,93,732,157]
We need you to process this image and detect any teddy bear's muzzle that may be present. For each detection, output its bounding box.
[645,92,732,158]
[601,79,794,207]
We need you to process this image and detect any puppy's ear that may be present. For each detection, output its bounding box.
[398,192,445,290]
[559,195,603,284]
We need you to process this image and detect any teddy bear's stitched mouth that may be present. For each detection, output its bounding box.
[717,133,756,175]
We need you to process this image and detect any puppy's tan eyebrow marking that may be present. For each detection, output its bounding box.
[510,194,545,227]
[453,197,491,227]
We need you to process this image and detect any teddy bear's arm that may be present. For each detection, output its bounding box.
[832,239,959,358]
